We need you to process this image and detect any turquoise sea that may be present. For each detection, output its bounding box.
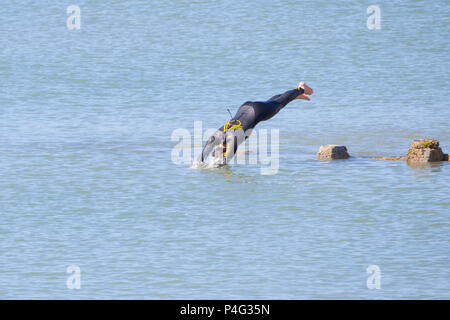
[0,1,449,299]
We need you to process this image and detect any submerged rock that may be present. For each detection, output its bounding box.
[316,145,350,160]
[371,156,406,161]
[406,139,444,163]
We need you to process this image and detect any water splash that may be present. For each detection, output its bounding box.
[190,156,225,170]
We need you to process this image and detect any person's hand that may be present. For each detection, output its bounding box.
[297,82,313,100]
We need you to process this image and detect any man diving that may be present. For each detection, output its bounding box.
[198,82,314,165]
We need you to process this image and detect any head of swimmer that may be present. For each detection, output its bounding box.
[296,82,313,101]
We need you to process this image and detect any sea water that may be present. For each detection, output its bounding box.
[0,0,449,299]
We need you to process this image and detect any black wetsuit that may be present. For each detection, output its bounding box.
[199,87,305,164]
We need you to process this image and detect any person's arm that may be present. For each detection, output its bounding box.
[198,130,223,163]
